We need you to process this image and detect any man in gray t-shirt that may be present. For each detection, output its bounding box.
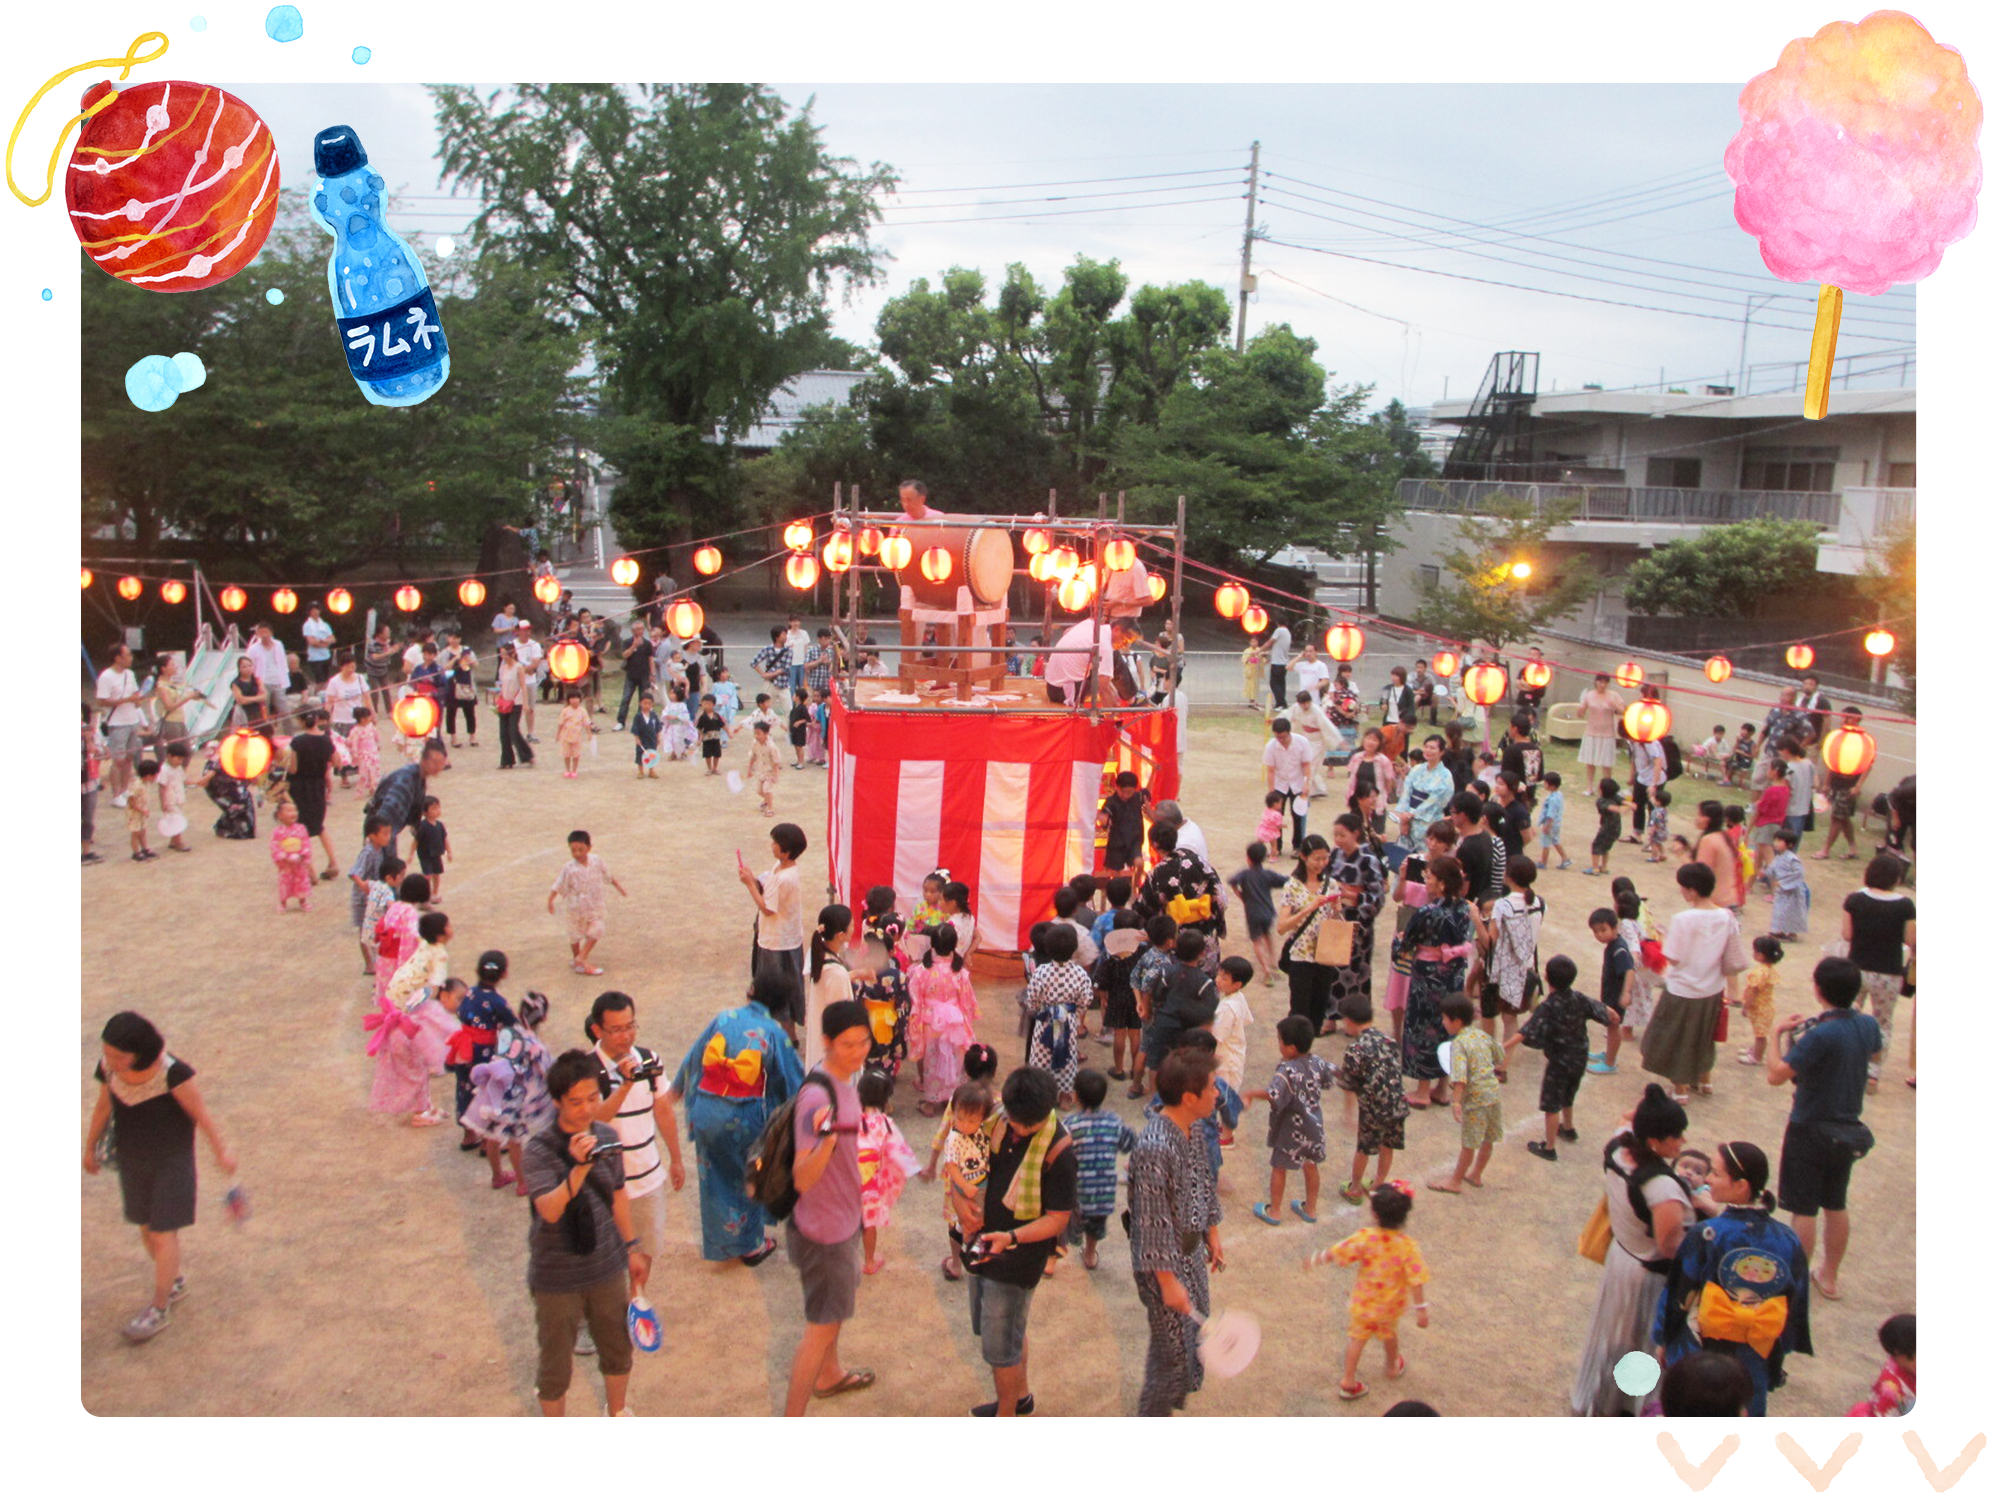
[1781,740,1816,839]
[1265,622,1292,713]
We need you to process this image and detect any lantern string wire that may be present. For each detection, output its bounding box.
[6,31,168,208]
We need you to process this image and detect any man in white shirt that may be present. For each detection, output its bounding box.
[513,622,545,741]
[1291,641,1330,701]
[784,614,811,703]
[246,623,291,727]
[587,993,687,1288]
[1265,621,1293,713]
[94,643,149,804]
[1044,618,1141,706]
[1150,800,1211,869]
[301,604,336,686]
[1262,717,1315,852]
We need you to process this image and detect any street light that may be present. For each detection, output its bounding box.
[1509,560,1533,581]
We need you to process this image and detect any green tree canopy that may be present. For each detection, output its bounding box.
[1620,516,1824,618]
[1415,495,1599,649]
[1857,518,1915,712]
[81,193,586,576]
[431,83,895,552]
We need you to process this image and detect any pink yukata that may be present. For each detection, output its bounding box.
[373,901,422,1006]
[350,722,381,793]
[858,1109,920,1229]
[271,824,314,907]
[552,854,612,945]
[907,957,979,1106]
[367,939,456,1114]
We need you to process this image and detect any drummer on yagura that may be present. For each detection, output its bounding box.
[1045,619,1142,707]
[899,479,942,520]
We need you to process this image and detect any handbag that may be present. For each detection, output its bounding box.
[1314,915,1355,967]
[1577,1195,1613,1264]
[1817,1119,1875,1160]
[495,695,516,714]
[453,679,476,702]
[1821,937,1850,960]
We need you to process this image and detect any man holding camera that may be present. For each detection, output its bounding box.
[524,1051,650,1416]
[586,992,687,1326]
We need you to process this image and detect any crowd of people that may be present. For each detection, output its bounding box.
[83,586,1915,1418]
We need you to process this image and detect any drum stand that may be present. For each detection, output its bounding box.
[897,583,1009,698]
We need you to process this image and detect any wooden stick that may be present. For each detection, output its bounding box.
[1804,284,1843,421]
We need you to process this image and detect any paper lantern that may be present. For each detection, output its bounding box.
[1822,724,1876,779]
[1704,655,1734,684]
[1521,659,1552,690]
[609,557,640,588]
[117,575,143,601]
[217,729,273,782]
[1622,699,1672,744]
[1057,575,1096,612]
[160,579,186,605]
[220,585,248,612]
[1049,546,1080,581]
[785,553,820,591]
[547,639,591,683]
[65,76,280,292]
[1615,661,1644,689]
[783,520,815,552]
[1146,574,1168,603]
[1430,650,1459,678]
[665,599,704,639]
[1215,582,1249,620]
[693,545,723,576]
[1104,537,1136,572]
[80,568,93,590]
[1241,604,1270,635]
[533,574,561,606]
[392,694,439,739]
[1863,629,1896,658]
[272,588,298,614]
[878,535,912,571]
[857,527,882,557]
[394,585,422,613]
[1326,623,1366,662]
[919,547,953,584]
[1023,528,1052,555]
[822,533,854,573]
[1786,644,1815,671]
[458,578,487,608]
[326,588,353,615]
[1463,662,1509,707]
[1028,551,1054,583]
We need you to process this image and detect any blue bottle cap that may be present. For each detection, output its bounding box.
[313,126,368,178]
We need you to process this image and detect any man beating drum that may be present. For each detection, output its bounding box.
[1045,618,1143,707]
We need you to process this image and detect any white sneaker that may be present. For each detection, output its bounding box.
[121,1303,170,1342]
[608,1406,636,1417]
[110,793,130,808]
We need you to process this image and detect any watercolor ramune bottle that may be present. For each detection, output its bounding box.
[310,124,449,407]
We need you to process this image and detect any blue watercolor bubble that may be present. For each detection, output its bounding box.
[352,45,371,65]
[265,5,304,43]
[266,287,286,305]
[1613,1350,1661,1397]
[191,16,207,31]
[41,288,53,301]
[126,355,184,412]
[171,351,208,393]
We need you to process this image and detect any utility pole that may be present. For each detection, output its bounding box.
[1736,293,1777,395]
[1235,140,1261,354]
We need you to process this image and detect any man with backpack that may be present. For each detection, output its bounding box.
[781,999,875,1415]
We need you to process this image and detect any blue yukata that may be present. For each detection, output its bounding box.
[1147,1076,1243,1180]
[450,984,514,1123]
[1769,849,1810,935]
[1655,1205,1814,1416]
[672,1002,805,1260]
[1062,1105,1138,1241]
[630,709,662,763]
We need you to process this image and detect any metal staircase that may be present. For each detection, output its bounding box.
[1444,351,1540,479]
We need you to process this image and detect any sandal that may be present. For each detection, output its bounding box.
[1339,1181,1366,1206]
[1108,1068,1127,1081]
[941,1255,963,1282]
[1388,1354,1407,1380]
[1811,1268,1842,1301]
[1338,1380,1369,1401]
[1251,1202,1282,1225]
[490,1171,517,1190]
[741,1237,778,1267]
[812,1368,876,1399]
[1290,1199,1317,1223]
[1405,1094,1430,1110]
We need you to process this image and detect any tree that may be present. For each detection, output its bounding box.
[1415,495,1599,649]
[1857,518,1915,712]
[1107,325,1406,567]
[1620,517,1823,618]
[80,194,586,576]
[432,83,896,552]
[1369,399,1438,479]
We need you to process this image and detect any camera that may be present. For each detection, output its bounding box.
[627,1052,665,1085]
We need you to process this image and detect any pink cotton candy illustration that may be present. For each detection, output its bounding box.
[1724,10,1982,416]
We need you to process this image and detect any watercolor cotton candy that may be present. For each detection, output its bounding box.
[1725,9,1982,296]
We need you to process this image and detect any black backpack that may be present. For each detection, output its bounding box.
[746,1069,835,1221]
[1660,736,1684,782]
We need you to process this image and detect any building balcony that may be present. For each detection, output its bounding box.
[1817,487,1914,575]
[1397,478,1842,527]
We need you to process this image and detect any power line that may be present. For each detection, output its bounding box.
[884,167,1241,195]
[882,176,1243,212]
[884,195,1243,227]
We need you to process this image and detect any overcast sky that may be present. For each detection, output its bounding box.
[219,79,1918,409]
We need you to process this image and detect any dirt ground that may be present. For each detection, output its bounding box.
[80,704,1914,1417]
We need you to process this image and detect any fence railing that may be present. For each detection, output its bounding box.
[1398,478,1842,527]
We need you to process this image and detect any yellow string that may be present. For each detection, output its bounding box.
[6,32,169,208]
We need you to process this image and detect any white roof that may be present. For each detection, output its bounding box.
[1430,387,1914,424]
[727,370,866,449]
